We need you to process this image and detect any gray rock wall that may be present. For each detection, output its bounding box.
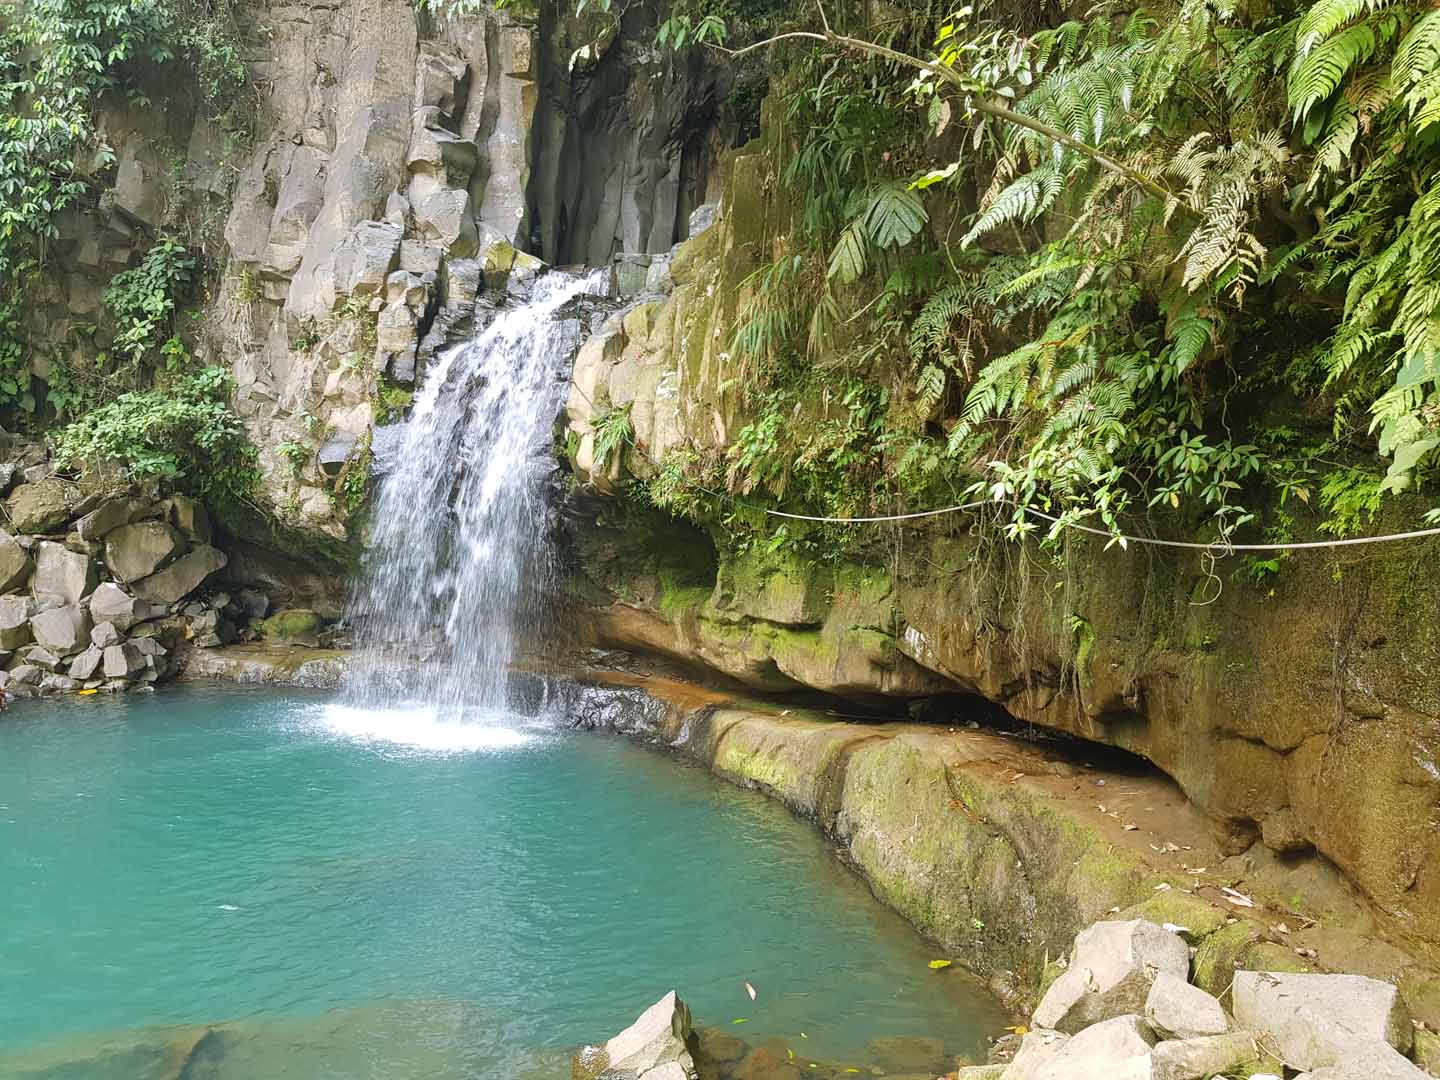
[23,0,733,555]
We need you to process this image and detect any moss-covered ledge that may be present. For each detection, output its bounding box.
[573,670,1440,1025]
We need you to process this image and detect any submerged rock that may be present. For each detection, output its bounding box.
[865,1034,946,1074]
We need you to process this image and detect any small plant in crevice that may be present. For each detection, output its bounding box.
[375,376,414,426]
[277,440,309,478]
[591,403,634,471]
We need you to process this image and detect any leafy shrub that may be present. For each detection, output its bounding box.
[53,367,258,506]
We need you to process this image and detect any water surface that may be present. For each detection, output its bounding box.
[0,685,1005,1076]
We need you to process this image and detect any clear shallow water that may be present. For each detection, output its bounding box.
[0,686,1005,1077]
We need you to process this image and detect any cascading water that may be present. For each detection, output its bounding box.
[339,270,603,724]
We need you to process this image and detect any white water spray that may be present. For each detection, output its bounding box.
[340,271,603,722]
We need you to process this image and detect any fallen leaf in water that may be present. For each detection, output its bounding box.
[928,959,953,970]
[76,689,99,696]
[1007,1025,1029,1036]
[744,981,757,1001]
[731,1018,749,1025]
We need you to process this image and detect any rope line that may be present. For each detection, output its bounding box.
[566,378,1440,554]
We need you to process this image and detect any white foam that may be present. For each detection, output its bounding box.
[314,702,538,754]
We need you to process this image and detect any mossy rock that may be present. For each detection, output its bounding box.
[1118,891,1230,942]
[1192,920,1263,997]
[1243,941,1316,974]
[260,609,323,646]
[1414,1029,1440,1074]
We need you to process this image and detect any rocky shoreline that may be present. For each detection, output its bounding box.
[583,917,1432,1078]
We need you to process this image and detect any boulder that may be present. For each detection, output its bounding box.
[40,673,80,694]
[23,646,63,671]
[131,636,166,658]
[0,529,33,592]
[105,521,187,583]
[573,991,697,1080]
[7,477,75,533]
[1152,1033,1263,1080]
[132,545,227,606]
[260,608,322,646]
[31,605,92,657]
[68,647,103,680]
[167,496,212,544]
[1033,921,1191,1034]
[1001,1029,1070,1080]
[0,595,33,649]
[75,497,152,543]
[1031,1015,1156,1080]
[102,643,145,679]
[1232,971,1412,1070]
[8,663,41,686]
[91,622,123,649]
[1299,1041,1430,1079]
[33,542,97,605]
[88,582,151,631]
[1144,973,1229,1039]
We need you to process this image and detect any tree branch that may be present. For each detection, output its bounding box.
[710,27,1176,204]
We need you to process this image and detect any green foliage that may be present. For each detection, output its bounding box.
[103,237,196,373]
[592,402,634,470]
[635,0,1440,555]
[376,377,414,425]
[52,367,258,506]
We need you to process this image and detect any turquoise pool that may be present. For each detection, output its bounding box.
[0,685,1005,1077]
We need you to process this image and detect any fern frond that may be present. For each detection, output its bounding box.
[1289,22,1378,119]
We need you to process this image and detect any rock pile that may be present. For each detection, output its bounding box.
[964,918,1432,1080]
[0,465,231,698]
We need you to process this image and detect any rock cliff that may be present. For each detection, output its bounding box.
[13,0,734,596]
[559,95,1440,964]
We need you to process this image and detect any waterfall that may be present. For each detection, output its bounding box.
[340,271,602,717]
